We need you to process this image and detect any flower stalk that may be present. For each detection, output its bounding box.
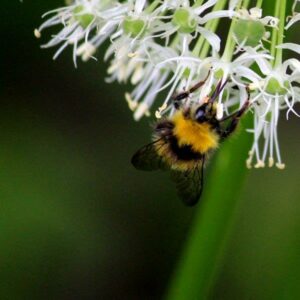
[165,116,253,300]
[193,0,227,57]
[271,0,282,60]
[274,0,287,66]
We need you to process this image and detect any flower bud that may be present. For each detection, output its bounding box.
[265,78,289,95]
[123,17,145,38]
[214,69,224,79]
[233,19,265,47]
[73,5,94,28]
[172,9,197,34]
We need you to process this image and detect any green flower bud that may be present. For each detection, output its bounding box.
[172,9,197,34]
[123,17,145,38]
[183,68,191,78]
[233,19,265,47]
[214,69,224,79]
[265,77,289,95]
[73,5,94,28]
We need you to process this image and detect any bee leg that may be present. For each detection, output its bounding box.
[221,87,251,139]
[171,70,211,109]
[210,79,229,104]
[189,70,211,93]
[172,91,190,109]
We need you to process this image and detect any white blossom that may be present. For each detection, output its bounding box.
[36,0,300,169]
[35,0,128,66]
[286,0,300,28]
[235,7,279,28]
[246,59,300,169]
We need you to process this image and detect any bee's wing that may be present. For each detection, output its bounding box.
[131,139,168,171]
[170,159,205,206]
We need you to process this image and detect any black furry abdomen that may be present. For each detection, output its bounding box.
[169,136,203,160]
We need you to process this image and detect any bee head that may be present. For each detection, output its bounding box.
[194,101,217,123]
[193,79,228,123]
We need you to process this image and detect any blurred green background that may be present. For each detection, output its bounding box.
[1,1,299,299]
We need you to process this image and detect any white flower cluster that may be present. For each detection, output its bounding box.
[36,0,300,169]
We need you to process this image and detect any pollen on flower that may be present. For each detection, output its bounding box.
[128,52,138,58]
[76,43,97,61]
[254,160,265,168]
[276,163,286,170]
[34,29,41,39]
[155,103,168,119]
[268,157,274,168]
[246,159,252,169]
[246,150,254,169]
[134,103,150,121]
[125,93,138,111]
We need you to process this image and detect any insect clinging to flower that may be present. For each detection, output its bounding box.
[131,74,251,206]
[36,1,300,197]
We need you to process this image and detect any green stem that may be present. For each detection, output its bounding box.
[270,0,281,62]
[193,0,228,57]
[165,116,253,300]
[274,0,287,66]
[222,0,251,62]
[193,0,205,7]
[256,0,263,7]
[145,0,160,13]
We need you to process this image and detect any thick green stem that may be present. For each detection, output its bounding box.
[256,0,263,7]
[274,0,287,66]
[270,0,281,62]
[165,116,253,300]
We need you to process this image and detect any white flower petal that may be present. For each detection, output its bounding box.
[199,10,236,23]
[194,0,218,15]
[197,27,220,52]
[286,13,300,29]
[277,42,300,54]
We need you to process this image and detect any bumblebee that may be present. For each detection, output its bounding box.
[132,75,250,206]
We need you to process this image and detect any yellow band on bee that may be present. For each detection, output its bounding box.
[172,111,219,154]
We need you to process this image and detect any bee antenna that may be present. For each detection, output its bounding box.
[210,79,229,103]
[171,69,211,108]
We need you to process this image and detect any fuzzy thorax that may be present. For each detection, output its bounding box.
[172,111,219,154]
